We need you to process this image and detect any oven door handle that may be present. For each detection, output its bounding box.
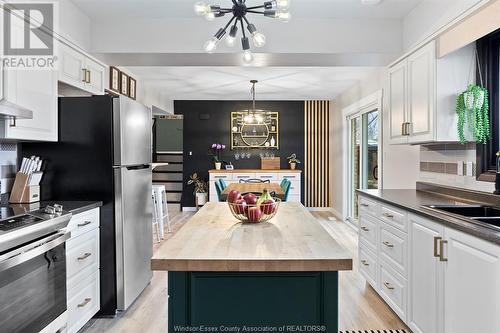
[0,232,71,272]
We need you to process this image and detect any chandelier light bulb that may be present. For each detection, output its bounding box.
[277,10,291,22]
[276,0,290,10]
[225,35,236,47]
[251,32,266,48]
[204,37,219,53]
[205,11,215,21]
[194,1,209,16]
[242,50,254,63]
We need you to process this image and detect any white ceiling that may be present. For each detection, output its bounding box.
[130,66,376,100]
[71,0,422,20]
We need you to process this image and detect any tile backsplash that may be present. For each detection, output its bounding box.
[419,142,494,193]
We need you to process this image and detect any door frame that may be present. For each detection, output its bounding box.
[342,90,384,226]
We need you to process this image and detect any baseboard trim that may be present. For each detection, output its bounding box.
[182,207,197,212]
[307,207,333,212]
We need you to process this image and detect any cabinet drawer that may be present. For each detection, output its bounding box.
[67,208,99,239]
[209,174,233,181]
[358,196,380,217]
[67,271,100,333]
[379,260,407,321]
[255,173,278,181]
[359,245,378,288]
[379,204,407,231]
[380,221,408,277]
[287,194,301,203]
[278,173,301,181]
[288,180,301,194]
[359,215,378,252]
[233,173,256,181]
[67,229,99,279]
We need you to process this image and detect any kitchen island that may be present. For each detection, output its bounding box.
[152,202,352,332]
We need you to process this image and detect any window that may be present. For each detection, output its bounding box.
[476,28,500,180]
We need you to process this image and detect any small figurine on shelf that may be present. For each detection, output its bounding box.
[270,136,276,147]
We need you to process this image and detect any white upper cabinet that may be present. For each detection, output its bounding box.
[443,227,500,333]
[388,41,473,144]
[0,7,58,141]
[407,42,436,143]
[388,61,408,144]
[58,42,106,95]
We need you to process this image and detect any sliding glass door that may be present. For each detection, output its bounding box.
[346,109,379,227]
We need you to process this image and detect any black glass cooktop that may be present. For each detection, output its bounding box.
[0,215,45,231]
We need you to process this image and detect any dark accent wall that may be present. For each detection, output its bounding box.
[174,100,305,207]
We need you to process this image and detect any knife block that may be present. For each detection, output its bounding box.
[9,172,41,204]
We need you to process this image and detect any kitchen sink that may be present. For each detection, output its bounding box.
[424,205,500,231]
[426,205,500,218]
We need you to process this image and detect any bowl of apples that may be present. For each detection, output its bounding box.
[227,189,280,223]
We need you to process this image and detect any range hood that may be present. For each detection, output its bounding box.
[0,99,34,122]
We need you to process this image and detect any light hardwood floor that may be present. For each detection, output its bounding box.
[82,210,410,333]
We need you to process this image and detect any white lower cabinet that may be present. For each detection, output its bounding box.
[443,227,500,333]
[408,214,444,333]
[65,208,100,333]
[209,171,302,203]
[358,195,500,333]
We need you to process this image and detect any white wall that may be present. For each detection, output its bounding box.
[403,0,484,51]
[330,68,420,216]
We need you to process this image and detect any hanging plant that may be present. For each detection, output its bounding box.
[456,84,490,144]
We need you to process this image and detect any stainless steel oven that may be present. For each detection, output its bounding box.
[0,231,70,333]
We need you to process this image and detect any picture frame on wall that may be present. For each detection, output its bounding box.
[129,77,137,100]
[109,66,120,93]
[120,72,129,96]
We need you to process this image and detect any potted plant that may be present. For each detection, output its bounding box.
[210,143,226,170]
[286,153,301,170]
[187,173,208,206]
[456,84,491,144]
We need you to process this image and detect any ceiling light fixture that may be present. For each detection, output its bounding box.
[194,0,291,63]
[241,80,268,124]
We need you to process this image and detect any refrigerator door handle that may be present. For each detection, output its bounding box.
[126,164,151,171]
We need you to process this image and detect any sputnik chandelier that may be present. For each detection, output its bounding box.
[194,0,291,63]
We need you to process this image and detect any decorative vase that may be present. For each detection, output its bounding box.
[215,162,222,170]
[196,192,207,206]
[290,162,296,170]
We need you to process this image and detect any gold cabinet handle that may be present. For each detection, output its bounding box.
[434,236,442,258]
[401,122,406,136]
[406,122,411,136]
[77,221,92,228]
[439,239,448,262]
[77,252,92,261]
[383,282,395,290]
[361,260,369,266]
[77,298,92,308]
[382,241,394,248]
[383,213,394,219]
[86,69,91,83]
[82,68,87,82]
[360,226,370,232]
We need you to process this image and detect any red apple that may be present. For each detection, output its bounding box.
[247,206,263,222]
[227,190,242,203]
[261,199,276,215]
[233,199,247,215]
[243,193,257,205]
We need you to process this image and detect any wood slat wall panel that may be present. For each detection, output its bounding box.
[305,101,331,208]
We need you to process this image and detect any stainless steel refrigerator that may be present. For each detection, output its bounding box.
[21,95,153,315]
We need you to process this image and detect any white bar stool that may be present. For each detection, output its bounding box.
[153,184,171,235]
[151,189,161,243]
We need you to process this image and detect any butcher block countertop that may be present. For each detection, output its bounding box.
[151,202,352,272]
[208,169,302,173]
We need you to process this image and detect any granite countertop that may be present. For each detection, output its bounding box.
[357,188,500,245]
[1,200,102,218]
